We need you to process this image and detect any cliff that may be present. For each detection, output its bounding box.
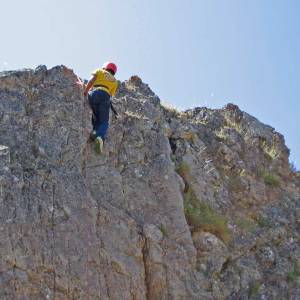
[0,66,299,299]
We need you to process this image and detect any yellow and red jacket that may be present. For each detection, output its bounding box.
[92,68,118,96]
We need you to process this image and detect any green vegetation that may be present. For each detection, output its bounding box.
[248,281,261,298]
[176,161,230,243]
[176,162,192,183]
[159,224,168,237]
[256,215,272,228]
[170,154,176,162]
[235,217,256,233]
[258,170,280,187]
[184,188,229,243]
[287,261,300,283]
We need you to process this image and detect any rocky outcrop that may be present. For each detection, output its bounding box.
[0,66,299,299]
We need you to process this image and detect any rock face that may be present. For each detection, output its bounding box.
[0,66,299,300]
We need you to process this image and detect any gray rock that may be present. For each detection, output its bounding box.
[0,66,299,299]
[0,145,10,167]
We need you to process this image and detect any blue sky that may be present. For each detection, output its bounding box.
[1,0,299,167]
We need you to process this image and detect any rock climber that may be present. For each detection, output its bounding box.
[83,62,119,154]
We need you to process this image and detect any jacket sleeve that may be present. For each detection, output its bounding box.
[111,82,118,96]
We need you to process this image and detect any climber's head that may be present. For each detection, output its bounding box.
[102,62,117,76]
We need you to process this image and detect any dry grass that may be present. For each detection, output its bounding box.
[259,139,278,160]
[215,128,228,140]
[161,101,180,117]
[124,110,143,119]
[224,118,244,134]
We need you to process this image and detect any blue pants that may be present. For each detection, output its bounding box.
[88,89,111,140]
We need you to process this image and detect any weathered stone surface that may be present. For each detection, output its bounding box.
[0,66,299,299]
[0,146,10,167]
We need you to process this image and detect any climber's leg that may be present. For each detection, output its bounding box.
[96,121,109,140]
[88,93,97,132]
[93,90,110,140]
[88,90,110,153]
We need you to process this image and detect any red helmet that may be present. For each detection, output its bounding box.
[102,61,117,74]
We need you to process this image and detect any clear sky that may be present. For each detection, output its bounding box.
[1,0,299,167]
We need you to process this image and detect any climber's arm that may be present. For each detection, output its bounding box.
[83,75,97,97]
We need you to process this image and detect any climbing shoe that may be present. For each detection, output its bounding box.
[95,137,104,154]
